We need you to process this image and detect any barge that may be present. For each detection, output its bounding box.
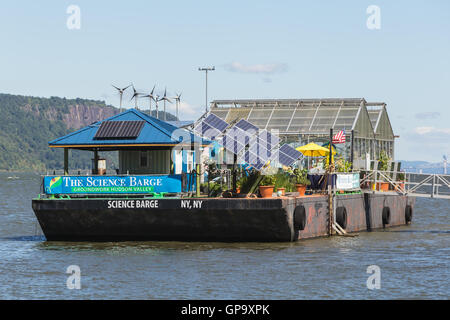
[33,193,414,241]
[32,99,415,242]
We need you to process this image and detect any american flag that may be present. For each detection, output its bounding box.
[332,129,346,144]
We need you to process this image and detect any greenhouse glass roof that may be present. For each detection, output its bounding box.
[210,99,367,136]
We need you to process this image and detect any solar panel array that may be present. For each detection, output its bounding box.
[193,113,228,140]
[94,120,145,140]
[239,130,280,170]
[194,113,302,170]
[220,119,258,154]
[274,144,303,167]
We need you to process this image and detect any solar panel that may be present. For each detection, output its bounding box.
[220,120,257,154]
[221,129,250,154]
[274,144,302,167]
[239,147,270,169]
[194,114,229,139]
[234,119,259,133]
[247,141,271,160]
[94,120,145,140]
[249,130,280,152]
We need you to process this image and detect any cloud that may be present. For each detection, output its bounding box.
[224,62,288,74]
[414,112,441,120]
[177,101,202,117]
[414,126,450,135]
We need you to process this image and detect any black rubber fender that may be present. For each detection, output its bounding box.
[293,205,306,230]
[382,207,391,225]
[336,206,347,229]
[405,205,413,224]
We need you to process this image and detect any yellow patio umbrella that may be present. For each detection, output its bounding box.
[296,143,336,157]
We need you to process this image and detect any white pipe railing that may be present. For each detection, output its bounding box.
[360,170,450,199]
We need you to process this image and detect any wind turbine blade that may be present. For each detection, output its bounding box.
[150,84,156,95]
[112,85,121,91]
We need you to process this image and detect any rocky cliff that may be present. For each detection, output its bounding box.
[0,94,119,171]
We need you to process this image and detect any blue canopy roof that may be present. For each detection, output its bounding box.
[49,109,207,148]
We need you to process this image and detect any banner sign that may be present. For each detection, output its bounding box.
[336,173,360,190]
[44,175,184,194]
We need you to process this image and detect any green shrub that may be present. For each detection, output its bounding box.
[260,175,276,186]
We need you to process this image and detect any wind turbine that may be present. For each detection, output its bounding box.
[141,85,157,117]
[173,92,182,120]
[154,94,161,119]
[130,84,142,110]
[160,88,172,121]
[111,84,131,112]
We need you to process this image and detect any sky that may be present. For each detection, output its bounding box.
[0,0,449,162]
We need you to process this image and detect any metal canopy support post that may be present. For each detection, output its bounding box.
[64,148,69,175]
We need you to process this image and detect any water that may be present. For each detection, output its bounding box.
[0,172,448,299]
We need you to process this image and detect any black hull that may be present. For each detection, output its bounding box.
[32,193,415,242]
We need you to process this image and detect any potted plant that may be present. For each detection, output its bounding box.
[336,158,352,173]
[377,150,390,191]
[395,172,405,191]
[236,178,242,194]
[292,168,311,196]
[259,175,276,198]
[274,171,290,196]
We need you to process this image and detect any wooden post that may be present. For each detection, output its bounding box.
[94,149,99,175]
[196,163,201,197]
[232,153,237,193]
[328,128,333,236]
[350,130,354,170]
[329,128,333,166]
[64,148,69,176]
[328,185,333,236]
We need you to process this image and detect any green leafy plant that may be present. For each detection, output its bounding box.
[238,170,261,194]
[292,168,311,186]
[397,172,405,181]
[335,158,352,173]
[274,171,292,191]
[260,175,276,186]
[378,150,390,172]
[206,182,223,197]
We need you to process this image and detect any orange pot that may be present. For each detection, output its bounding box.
[395,183,405,192]
[377,182,389,192]
[236,187,241,193]
[277,187,286,196]
[259,186,274,198]
[296,184,307,196]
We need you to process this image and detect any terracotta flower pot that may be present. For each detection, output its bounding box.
[377,182,389,192]
[259,186,274,198]
[277,187,286,196]
[236,187,241,193]
[296,184,307,196]
[395,182,405,192]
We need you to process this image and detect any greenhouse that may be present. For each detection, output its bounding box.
[208,98,396,169]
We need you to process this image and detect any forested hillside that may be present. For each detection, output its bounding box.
[0,93,176,171]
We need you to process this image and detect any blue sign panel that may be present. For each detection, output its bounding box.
[44,175,184,194]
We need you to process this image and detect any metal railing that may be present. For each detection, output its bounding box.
[360,170,450,199]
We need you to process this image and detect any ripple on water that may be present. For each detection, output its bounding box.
[0,172,448,299]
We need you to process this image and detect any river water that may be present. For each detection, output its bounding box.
[0,172,448,299]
